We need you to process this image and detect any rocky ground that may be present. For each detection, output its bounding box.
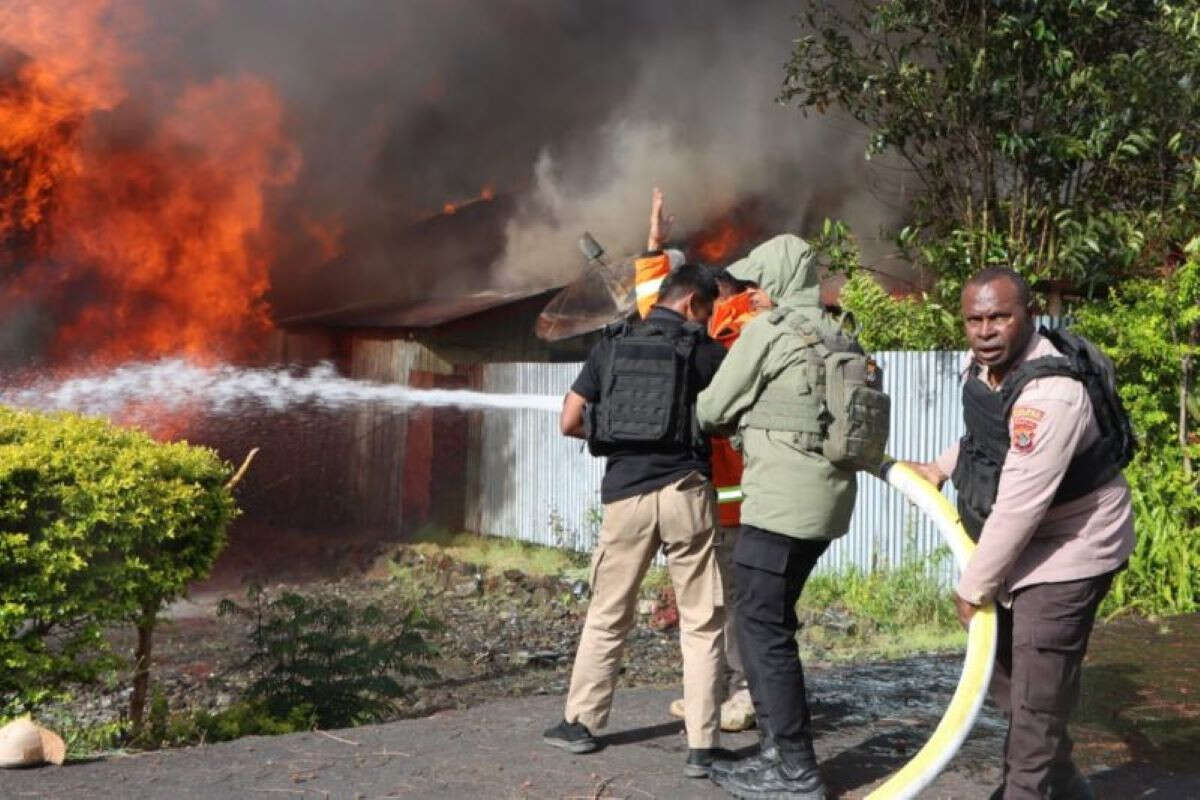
[48,539,889,739]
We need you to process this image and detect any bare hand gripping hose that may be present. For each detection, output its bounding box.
[716,460,998,800]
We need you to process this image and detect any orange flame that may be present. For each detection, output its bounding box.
[686,198,768,266]
[431,185,497,220]
[0,1,301,368]
[693,220,746,263]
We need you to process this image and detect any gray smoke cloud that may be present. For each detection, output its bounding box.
[4,1,907,339]
[147,0,908,312]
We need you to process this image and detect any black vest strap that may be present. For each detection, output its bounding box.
[953,357,1120,540]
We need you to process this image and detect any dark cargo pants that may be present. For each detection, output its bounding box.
[733,524,829,757]
[992,570,1116,800]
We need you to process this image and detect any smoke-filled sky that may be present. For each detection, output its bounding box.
[158,1,906,307]
[0,0,908,367]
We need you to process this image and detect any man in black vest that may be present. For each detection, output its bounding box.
[907,267,1135,800]
[543,264,732,779]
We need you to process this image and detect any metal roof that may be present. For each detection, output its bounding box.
[276,286,561,329]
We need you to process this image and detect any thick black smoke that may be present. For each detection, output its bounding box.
[6,1,908,334]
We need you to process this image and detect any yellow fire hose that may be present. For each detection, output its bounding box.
[716,460,998,800]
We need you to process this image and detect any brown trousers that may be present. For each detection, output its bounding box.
[991,570,1115,800]
[564,471,725,747]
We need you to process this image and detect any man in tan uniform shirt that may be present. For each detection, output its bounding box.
[908,267,1134,800]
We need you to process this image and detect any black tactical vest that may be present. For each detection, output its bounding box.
[584,318,702,456]
[952,328,1135,540]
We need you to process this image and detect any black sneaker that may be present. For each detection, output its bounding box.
[684,747,738,778]
[542,719,599,754]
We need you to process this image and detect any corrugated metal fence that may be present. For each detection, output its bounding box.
[465,351,972,581]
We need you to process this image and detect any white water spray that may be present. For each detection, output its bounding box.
[0,360,562,418]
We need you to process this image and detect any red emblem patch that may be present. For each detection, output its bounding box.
[1010,407,1045,454]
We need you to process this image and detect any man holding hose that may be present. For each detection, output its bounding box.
[907,267,1135,800]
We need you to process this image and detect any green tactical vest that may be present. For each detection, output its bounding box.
[742,307,891,472]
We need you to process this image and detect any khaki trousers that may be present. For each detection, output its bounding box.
[564,471,725,748]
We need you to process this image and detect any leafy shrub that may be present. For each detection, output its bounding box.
[132,686,315,750]
[1103,456,1200,616]
[0,407,236,721]
[1073,247,1200,615]
[815,220,961,351]
[838,271,962,352]
[219,586,438,729]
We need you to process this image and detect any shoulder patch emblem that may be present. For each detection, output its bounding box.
[1010,406,1045,454]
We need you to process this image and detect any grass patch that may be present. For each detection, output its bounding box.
[796,546,966,661]
[405,527,588,578]
[640,565,672,597]
[403,527,967,660]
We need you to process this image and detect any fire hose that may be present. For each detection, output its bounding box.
[716,460,998,800]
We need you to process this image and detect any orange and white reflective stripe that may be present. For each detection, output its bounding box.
[635,276,664,300]
[634,251,672,318]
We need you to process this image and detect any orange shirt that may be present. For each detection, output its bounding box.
[708,290,760,527]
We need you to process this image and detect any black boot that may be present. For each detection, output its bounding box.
[711,743,826,800]
[988,766,1094,800]
[709,733,778,780]
[1049,765,1095,800]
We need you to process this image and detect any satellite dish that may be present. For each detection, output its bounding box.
[535,233,637,341]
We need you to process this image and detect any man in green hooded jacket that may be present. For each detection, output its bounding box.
[696,234,855,800]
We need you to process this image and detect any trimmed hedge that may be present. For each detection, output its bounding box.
[0,406,236,723]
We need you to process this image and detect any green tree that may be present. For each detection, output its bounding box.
[785,1,1200,303]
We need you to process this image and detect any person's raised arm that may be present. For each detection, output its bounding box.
[647,187,674,253]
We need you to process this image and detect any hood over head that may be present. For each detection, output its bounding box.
[724,234,818,307]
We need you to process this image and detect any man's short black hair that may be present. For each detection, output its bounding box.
[711,267,757,293]
[963,267,1034,308]
[658,263,719,305]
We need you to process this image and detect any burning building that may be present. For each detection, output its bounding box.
[0,0,913,575]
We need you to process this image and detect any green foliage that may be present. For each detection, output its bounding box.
[219,586,439,729]
[406,527,588,576]
[0,407,236,715]
[839,272,961,351]
[1103,458,1200,616]
[1072,244,1200,451]
[802,542,959,634]
[132,692,315,751]
[1073,244,1200,615]
[789,2,1200,617]
[785,0,1200,301]
[816,220,961,350]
